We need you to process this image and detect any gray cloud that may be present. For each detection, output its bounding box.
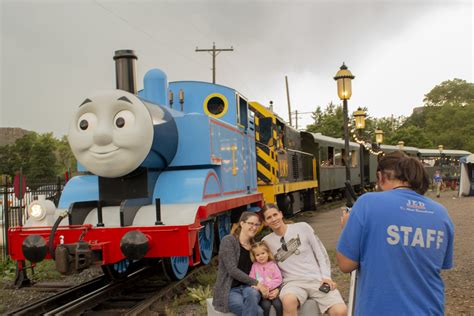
[1,0,472,136]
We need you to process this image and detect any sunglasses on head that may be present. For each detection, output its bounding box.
[280,236,288,252]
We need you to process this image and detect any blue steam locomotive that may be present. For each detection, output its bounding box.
[9,50,263,280]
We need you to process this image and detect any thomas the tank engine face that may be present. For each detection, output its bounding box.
[68,90,157,178]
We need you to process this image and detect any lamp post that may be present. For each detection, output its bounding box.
[398,141,405,151]
[354,108,366,190]
[375,129,384,146]
[334,63,355,182]
[438,145,444,176]
[375,129,384,155]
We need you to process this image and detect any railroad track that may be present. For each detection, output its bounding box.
[8,262,215,315]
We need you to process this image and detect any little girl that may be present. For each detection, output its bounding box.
[249,241,283,316]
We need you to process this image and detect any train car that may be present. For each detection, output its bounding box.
[418,148,471,184]
[379,144,418,156]
[248,102,317,216]
[8,50,263,280]
[301,132,362,201]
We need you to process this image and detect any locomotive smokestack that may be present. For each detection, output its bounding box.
[113,50,138,94]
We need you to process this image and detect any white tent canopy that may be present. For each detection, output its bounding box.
[462,154,474,163]
[459,154,474,197]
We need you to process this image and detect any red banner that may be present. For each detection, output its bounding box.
[13,174,26,199]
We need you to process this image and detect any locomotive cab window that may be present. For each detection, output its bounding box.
[258,117,273,146]
[237,95,248,129]
[203,93,228,118]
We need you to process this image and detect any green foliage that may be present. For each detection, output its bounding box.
[0,259,62,282]
[406,79,474,152]
[306,102,344,138]
[56,135,76,172]
[0,258,17,280]
[385,126,433,149]
[29,133,58,180]
[424,79,474,107]
[0,133,76,181]
[195,269,217,285]
[30,260,63,280]
[187,284,212,306]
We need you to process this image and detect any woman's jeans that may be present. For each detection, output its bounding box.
[228,285,263,316]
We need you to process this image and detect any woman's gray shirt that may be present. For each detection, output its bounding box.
[212,235,258,313]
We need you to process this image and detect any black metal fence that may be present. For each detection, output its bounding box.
[0,177,65,260]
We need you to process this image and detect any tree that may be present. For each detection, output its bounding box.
[29,133,58,180]
[305,103,407,146]
[370,116,405,145]
[9,133,38,177]
[306,102,344,138]
[402,79,474,152]
[0,132,76,180]
[424,79,474,107]
[56,135,76,174]
[385,126,433,148]
[423,103,474,152]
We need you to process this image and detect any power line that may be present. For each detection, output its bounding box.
[92,0,208,69]
[195,42,234,84]
[291,110,313,130]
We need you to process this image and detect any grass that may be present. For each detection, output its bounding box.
[163,267,218,315]
[0,258,63,282]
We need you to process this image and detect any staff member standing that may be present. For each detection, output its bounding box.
[337,152,454,315]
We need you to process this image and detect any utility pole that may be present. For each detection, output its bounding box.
[285,76,292,127]
[291,110,313,130]
[195,42,233,83]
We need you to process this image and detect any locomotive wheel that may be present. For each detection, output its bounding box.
[199,221,214,265]
[162,256,189,280]
[102,258,134,280]
[217,213,231,241]
[277,194,293,216]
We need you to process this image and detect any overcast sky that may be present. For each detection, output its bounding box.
[1,0,472,137]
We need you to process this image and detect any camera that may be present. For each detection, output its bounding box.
[319,283,331,293]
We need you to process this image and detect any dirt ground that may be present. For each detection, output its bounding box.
[1,189,473,315]
[296,189,474,315]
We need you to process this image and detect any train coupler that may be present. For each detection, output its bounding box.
[55,241,93,275]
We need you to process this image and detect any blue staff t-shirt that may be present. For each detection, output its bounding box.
[337,189,454,316]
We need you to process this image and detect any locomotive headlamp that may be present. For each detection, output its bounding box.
[334,63,355,100]
[353,108,366,129]
[28,197,56,221]
[375,129,384,144]
[30,204,46,220]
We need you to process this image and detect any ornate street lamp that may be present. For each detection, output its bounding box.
[354,108,366,129]
[334,63,355,182]
[353,108,366,190]
[438,145,444,176]
[398,141,405,151]
[375,129,384,145]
